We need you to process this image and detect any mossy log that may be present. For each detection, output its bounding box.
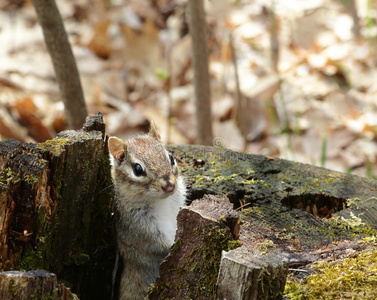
[1,114,377,299]
[167,145,377,299]
[0,270,77,299]
[169,144,377,249]
[0,113,113,299]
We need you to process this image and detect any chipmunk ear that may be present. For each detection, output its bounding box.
[149,120,161,140]
[108,137,127,163]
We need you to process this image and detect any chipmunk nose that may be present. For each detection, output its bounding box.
[161,176,176,194]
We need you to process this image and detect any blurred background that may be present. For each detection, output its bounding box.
[1,0,377,177]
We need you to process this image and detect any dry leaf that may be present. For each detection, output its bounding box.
[87,20,112,59]
[13,97,52,142]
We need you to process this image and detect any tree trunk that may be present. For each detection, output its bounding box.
[31,0,88,129]
[187,0,213,145]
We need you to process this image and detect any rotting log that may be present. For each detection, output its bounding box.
[0,270,77,300]
[166,144,377,298]
[0,112,114,299]
[169,144,377,250]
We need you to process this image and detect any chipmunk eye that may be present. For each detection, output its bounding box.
[169,154,175,166]
[132,163,145,176]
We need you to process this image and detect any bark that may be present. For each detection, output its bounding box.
[148,195,242,299]
[0,113,113,299]
[31,0,88,129]
[348,0,361,39]
[171,144,377,243]
[170,144,377,263]
[187,0,213,145]
[269,7,279,71]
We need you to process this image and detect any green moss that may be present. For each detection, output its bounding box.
[213,173,237,183]
[16,249,44,270]
[360,235,377,245]
[325,213,377,237]
[150,219,242,299]
[7,279,25,296]
[0,167,21,186]
[254,240,275,255]
[36,138,70,156]
[241,206,263,218]
[186,229,225,297]
[227,239,242,250]
[24,174,39,184]
[181,224,241,298]
[193,171,269,189]
[284,248,377,299]
[0,167,41,186]
[147,283,170,300]
[170,239,182,256]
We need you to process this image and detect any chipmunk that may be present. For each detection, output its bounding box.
[108,121,186,300]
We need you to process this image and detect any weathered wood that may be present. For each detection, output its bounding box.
[170,145,377,247]
[148,194,287,300]
[0,270,77,299]
[2,120,377,299]
[148,195,240,299]
[168,144,377,297]
[216,246,287,299]
[0,114,114,299]
[82,112,106,137]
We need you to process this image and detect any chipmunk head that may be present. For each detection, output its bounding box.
[109,121,180,204]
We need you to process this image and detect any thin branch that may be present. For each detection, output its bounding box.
[31,0,88,129]
[187,0,213,145]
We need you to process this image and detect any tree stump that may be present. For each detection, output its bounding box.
[148,194,288,300]
[0,112,114,299]
[0,270,76,299]
[1,117,377,299]
[216,246,287,299]
[148,195,242,299]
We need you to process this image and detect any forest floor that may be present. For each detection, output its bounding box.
[1,0,377,178]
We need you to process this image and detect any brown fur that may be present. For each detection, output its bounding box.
[109,123,186,300]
